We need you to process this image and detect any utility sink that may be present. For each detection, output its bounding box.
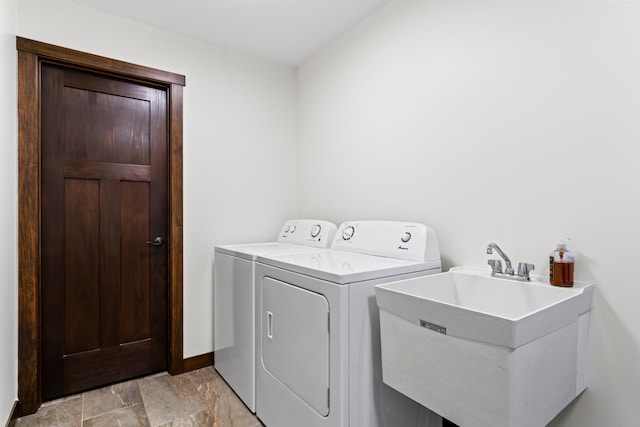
[375,266,594,427]
[375,266,593,349]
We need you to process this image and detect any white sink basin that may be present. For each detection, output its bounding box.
[375,266,593,348]
[375,266,594,427]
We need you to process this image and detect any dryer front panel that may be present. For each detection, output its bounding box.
[262,277,330,416]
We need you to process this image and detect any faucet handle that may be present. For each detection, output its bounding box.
[517,262,535,280]
[488,259,503,275]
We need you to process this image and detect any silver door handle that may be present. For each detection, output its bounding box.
[267,311,273,339]
[146,236,165,247]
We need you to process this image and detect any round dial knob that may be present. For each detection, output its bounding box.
[401,232,412,243]
[290,225,296,233]
[342,226,355,241]
[284,225,290,232]
[311,224,322,238]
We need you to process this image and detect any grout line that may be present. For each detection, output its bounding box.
[41,394,82,408]
[81,403,145,423]
[138,372,168,384]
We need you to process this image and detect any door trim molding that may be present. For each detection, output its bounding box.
[16,37,185,416]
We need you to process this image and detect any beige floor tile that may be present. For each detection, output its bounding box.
[83,403,149,427]
[11,368,262,427]
[138,373,208,427]
[82,379,143,419]
[155,409,215,427]
[11,396,82,427]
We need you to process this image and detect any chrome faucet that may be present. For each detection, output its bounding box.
[486,242,514,275]
[486,243,534,281]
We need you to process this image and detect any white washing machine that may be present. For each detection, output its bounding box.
[213,219,337,412]
[254,221,443,427]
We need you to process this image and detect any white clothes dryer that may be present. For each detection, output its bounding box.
[254,221,443,427]
[213,219,337,412]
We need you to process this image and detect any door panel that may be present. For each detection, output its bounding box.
[261,277,330,416]
[120,181,151,343]
[63,85,151,164]
[64,178,100,355]
[41,63,168,400]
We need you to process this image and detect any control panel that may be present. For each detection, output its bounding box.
[330,221,440,262]
[277,220,337,247]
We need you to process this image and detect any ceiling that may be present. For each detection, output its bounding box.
[68,0,389,65]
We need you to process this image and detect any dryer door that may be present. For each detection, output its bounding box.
[262,277,330,416]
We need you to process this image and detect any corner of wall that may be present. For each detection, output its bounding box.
[1,0,19,422]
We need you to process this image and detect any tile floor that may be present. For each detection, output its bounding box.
[10,367,263,427]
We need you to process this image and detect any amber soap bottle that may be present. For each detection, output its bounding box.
[549,239,574,287]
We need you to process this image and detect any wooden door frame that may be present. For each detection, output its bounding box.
[16,37,185,416]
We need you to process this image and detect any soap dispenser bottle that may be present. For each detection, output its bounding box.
[549,239,574,287]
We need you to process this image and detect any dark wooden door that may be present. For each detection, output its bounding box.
[40,63,169,400]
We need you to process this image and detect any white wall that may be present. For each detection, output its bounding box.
[12,0,640,425]
[0,0,18,422]
[297,1,640,426]
[17,0,298,358]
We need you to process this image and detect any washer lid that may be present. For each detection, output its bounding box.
[257,250,441,284]
[214,242,322,261]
